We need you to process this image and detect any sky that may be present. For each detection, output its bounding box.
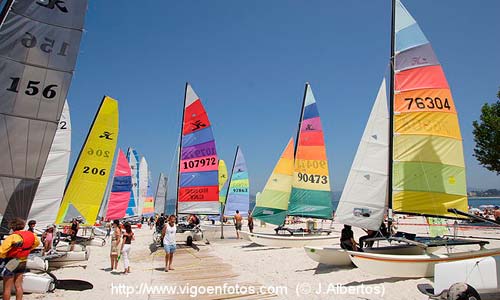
[65,0,500,197]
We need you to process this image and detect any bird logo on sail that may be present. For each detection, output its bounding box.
[191,120,206,130]
[37,0,68,13]
[99,131,114,140]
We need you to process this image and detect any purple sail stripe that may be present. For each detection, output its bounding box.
[181,140,217,160]
[395,43,439,72]
[300,116,322,132]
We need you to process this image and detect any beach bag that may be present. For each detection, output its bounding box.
[0,257,21,276]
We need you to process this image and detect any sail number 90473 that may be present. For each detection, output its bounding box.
[297,173,328,184]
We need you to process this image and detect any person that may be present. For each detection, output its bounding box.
[110,220,121,271]
[120,222,134,274]
[187,214,200,228]
[149,216,155,229]
[234,210,243,239]
[247,211,254,233]
[27,220,36,233]
[161,215,177,272]
[340,225,358,251]
[105,221,112,239]
[0,218,40,300]
[358,229,377,249]
[156,213,165,232]
[41,226,54,256]
[69,218,79,251]
[494,206,500,222]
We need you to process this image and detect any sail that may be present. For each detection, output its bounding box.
[288,84,333,219]
[138,157,148,215]
[55,96,119,225]
[224,147,250,217]
[142,170,155,216]
[392,0,467,217]
[252,138,294,225]
[218,159,228,203]
[125,147,139,216]
[336,80,389,230]
[154,173,167,215]
[0,0,88,231]
[105,149,132,220]
[177,83,219,215]
[28,100,71,228]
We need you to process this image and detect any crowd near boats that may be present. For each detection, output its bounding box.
[0,0,498,299]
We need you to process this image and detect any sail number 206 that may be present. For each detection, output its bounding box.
[297,173,328,184]
[83,166,106,176]
[404,97,451,110]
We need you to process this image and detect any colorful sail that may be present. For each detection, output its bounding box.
[288,84,333,219]
[105,149,132,220]
[218,160,228,203]
[177,83,219,215]
[55,96,119,225]
[138,157,148,214]
[142,170,154,216]
[28,100,72,228]
[154,173,167,215]
[392,0,467,217]
[0,0,88,231]
[126,147,139,216]
[252,138,294,225]
[336,80,389,230]
[224,147,250,217]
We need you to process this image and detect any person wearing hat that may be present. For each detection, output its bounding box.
[0,218,40,300]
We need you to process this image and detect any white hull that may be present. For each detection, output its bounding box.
[349,248,500,278]
[27,255,49,272]
[0,272,55,294]
[304,244,430,266]
[55,242,85,252]
[246,231,337,248]
[48,248,90,268]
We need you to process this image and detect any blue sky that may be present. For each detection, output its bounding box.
[66,0,500,196]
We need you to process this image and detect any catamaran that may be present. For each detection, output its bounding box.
[245,83,336,247]
[345,0,500,278]
[104,149,132,221]
[154,173,168,215]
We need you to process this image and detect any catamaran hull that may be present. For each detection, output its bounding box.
[246,232,337,248]
[349,248,500,278]
[48,248,90,268]
[27,255,49,272]
[304,244,432,266]
[0,272,55,294]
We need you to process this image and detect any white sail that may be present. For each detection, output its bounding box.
[28,100,71,228]
[336,80,389,231]
[154,173,167,215]
[138,157,148,215]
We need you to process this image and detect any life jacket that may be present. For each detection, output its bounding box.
[6,230,35,259]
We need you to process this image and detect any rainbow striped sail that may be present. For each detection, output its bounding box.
[177,83,219,215]
[105,149,132,220]
[392,0,467,217]
[252,138,294,225]
[218,159,228,203]
[142,170,155,216]
[224,147,250,217]
[288,84,333,219]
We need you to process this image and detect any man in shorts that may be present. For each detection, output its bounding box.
[234,210,243,239]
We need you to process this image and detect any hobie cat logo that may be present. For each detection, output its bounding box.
[191,120,206,130]
[99,131,114,140]
[306,124,314,130]
[37,0,68,13]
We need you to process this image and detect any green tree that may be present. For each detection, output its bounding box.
[472,89,500,174]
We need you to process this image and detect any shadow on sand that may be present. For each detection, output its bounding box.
[344,277,410,286]
[295,263,355,275]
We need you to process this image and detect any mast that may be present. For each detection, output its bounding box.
[221,145,240,239]
[294,83,308,157]
[175,83,188,218]
[0,0,14,28]
[388,0,396,216]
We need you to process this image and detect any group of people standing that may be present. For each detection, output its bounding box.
[109,220,135,274]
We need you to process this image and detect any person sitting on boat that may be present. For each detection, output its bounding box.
[68,217,81,251]
[494,206,500,223]
[27,220,36,233]
[41,225,54,256]
[340,224,359,251]
[187,214,200,228]
[1,217,40,300]
[234,210,243,239]
[358,229,377,248]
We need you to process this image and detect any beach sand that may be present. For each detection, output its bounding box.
[23,217,500,300]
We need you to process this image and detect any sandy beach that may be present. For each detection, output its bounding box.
[21,217,500,300]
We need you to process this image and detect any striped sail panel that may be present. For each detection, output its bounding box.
[154,173,167,215]
[55,96,119,225]
[105,149,132,220]
[218,160,228,203]
[138,157,148,214]
[126,148,139,216]
[289,84,332,219]
[142,171,154,216]
[0,0,88,231]
[336,80,389,230]
[28,100,71,229]
[252,138,294,225]
[224,147,250,217]
[393,0,467,217]
[178,84,219,215]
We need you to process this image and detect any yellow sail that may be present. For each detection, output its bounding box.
[218,159,228,203]
[56,96,119,225]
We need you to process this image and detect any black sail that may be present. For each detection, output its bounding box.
[0,0,87,232]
